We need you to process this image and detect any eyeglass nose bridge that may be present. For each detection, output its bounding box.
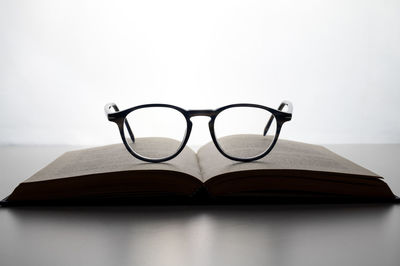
[187,109,217,118]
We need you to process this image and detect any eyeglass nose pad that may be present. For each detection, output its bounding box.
[207,118,218,142]
[183,120,193,141]
[208,120,214,131]
[187,120,193,133]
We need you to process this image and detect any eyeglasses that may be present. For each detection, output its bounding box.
[105,101,293,163]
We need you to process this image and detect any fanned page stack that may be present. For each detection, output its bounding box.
[2,136,398,205]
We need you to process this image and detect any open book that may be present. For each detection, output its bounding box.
[2,136,398,205]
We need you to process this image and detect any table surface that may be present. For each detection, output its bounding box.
[0,144,399,266]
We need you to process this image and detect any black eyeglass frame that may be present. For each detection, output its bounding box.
[105,101,293,163]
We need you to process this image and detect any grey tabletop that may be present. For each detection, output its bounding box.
[0,144,399,266]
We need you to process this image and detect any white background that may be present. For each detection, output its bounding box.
[1,0,399,147]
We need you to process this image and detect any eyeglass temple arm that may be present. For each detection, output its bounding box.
[263,100,293,136]
[104,103,135,143]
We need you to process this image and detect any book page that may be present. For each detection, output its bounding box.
[197,135,380,182]
[25,139,202,183]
